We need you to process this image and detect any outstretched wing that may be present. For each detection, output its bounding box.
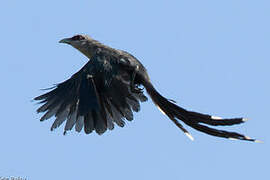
[34,51,147,135]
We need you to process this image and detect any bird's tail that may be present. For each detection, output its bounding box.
[143,81,259,142]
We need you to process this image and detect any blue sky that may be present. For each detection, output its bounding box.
[0,0,269,179]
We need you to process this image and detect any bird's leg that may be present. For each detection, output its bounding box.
[130,65,143,93]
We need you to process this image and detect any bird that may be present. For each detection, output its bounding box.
[34,34,259,142]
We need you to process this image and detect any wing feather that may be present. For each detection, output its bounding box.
[35,50,148,135]
[75,116,84,132]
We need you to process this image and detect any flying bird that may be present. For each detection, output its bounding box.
[34,34,259,142]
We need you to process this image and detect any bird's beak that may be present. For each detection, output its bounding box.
[59,38,72,44]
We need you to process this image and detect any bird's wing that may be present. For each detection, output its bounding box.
[35,51,147,135]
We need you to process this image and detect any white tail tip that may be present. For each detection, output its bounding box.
[245,136,252,140]
[185,132,194,141]
[242,118,249,122]
[211,116,222,120]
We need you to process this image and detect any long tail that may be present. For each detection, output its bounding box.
[143,81,259,142]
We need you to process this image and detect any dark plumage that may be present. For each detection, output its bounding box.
[34,34,259,142]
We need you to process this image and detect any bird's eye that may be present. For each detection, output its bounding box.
[71,35,85,41]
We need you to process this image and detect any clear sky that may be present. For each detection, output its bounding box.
[0,0,269,179]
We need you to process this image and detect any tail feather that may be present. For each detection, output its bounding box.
[170,117,194,141]
[184,122,256,141]
[143,81,257,142]
[187,111,246,126]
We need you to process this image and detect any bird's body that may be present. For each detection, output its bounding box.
[35,34,258,142]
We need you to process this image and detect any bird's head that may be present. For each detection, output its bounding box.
[59,34,99,59]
